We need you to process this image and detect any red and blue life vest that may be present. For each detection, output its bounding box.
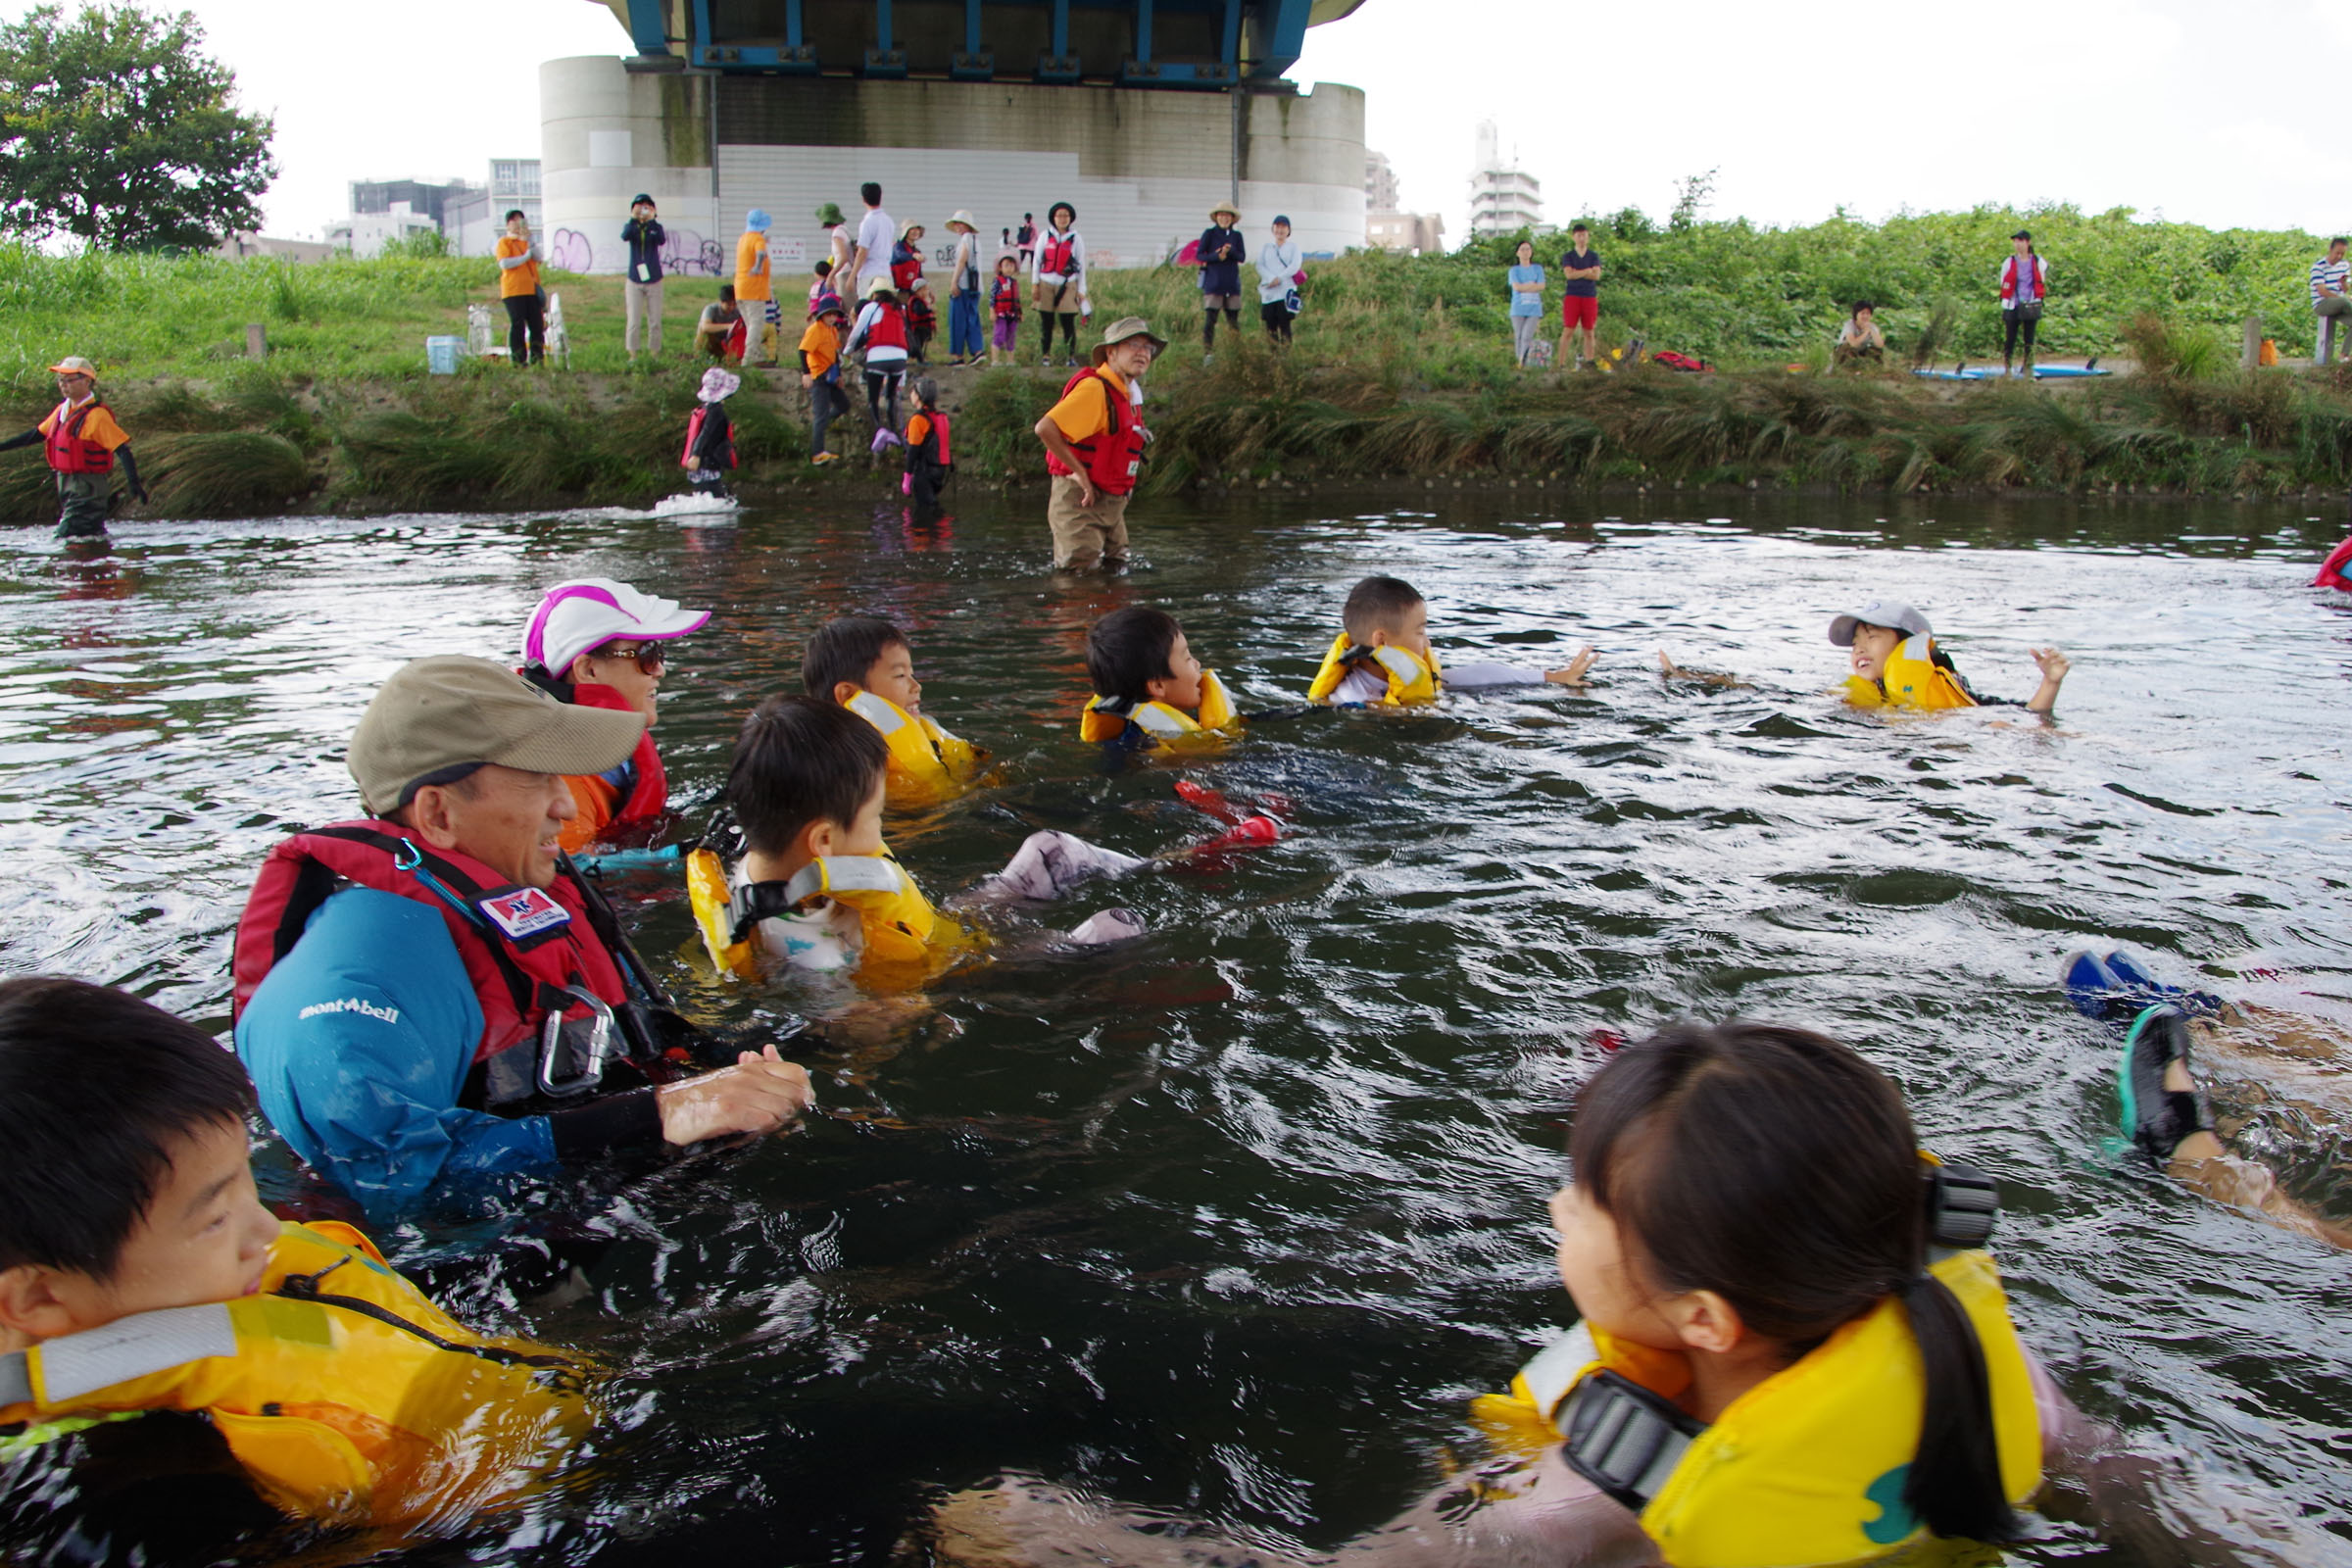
[991,275,1021,318]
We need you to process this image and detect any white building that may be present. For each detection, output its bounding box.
[1468,120,1543,237]
[326,202,441,258]
[1365,149,1399,215]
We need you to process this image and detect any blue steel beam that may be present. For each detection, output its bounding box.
[623,0,668,53]
[1134,0,1152,61]
[1247,0,1311,76]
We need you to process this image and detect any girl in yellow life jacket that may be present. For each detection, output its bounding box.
[1079,606,1238,749]
[1831,597,2070,715]
[1472,1023,2043,1568]
[803,614,988,805]
[1310,574,1598,707]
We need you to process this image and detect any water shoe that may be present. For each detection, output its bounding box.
[2101,950,2225,1017]
[2117,1004,2216,1163]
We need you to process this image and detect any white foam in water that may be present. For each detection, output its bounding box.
[652,492,741,525]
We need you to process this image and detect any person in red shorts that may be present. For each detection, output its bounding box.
[1556,220,1602,369]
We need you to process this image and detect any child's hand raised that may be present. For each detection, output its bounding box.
[2030,646,2071,683]
[1544,646,1598,688]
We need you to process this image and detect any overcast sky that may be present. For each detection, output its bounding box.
[8,0,2343,242]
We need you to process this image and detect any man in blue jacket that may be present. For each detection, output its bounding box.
[620,194,667,359]
[232,656,810,1214]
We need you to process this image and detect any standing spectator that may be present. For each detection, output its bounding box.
[816,201,852,292]
[1506,238,1545,367]
[0,355,148,539]
[1031,318,1164,571]
[1833,301,1886,368]
[696,284,743,361]
[1555,220,1601,368]
[1016,213,1038,270]
[989,253,1024,367]
[893,221,936,365]
[945,211,984,367]
[620,194,666,361]
[735,208,778,366]
[850,182,896,296]
[846,276,911,437]
[495,209,545,367]
[1032,202,1088,367]
[800,293,850,466]
[1197,203,1247,357]
[2312,237,2351,366]
[1254,215,1303,348]
[1998,229,2047,377]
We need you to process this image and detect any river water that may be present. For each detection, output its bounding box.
[2,491,2348,1564]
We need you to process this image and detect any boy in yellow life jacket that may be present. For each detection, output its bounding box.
[1079,606,1240,748]
[0,979,592,1557]
[803,614,987,806]
[1830,597,2070,714]
[691,697,1143,982]
[1308,574,1596,706]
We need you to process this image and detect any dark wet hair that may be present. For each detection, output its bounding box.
[1343,574,1425,642]
[1570,1023,2018,1545]
[729,696,888,856]
[0,978,258,1282]
[802,614,908,700]
[1086,607,1182,704]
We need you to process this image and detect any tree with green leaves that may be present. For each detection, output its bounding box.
[0,4,276,252]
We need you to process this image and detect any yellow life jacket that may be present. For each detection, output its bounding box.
[1305,633,1441,706]
[1842,634,1977,711]
[1470,1249,2041,1568]
[0,1221,591,1526]
[687,846,967,976]
[1079,667,1237,746]
[845,691,985,801]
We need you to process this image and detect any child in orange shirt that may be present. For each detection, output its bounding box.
[799,292,850,466]
[493,210,545,366]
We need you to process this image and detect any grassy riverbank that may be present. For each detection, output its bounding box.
[5,209,2352,519]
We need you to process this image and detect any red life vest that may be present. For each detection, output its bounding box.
[2001,255,2044,304]
[2316,534,2352,593]
[44,399,115,475]
[912,412,952,467]
[890,243,924,294]
[864,301,907,352]
[1038,232,1077,276]
[230,823,631,1076]
[568,682,667,826]
[1043,368,1146,496]
[680,404,736,469]
[992,275,1021,318]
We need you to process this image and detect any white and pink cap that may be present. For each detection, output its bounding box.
[522,578,710,675]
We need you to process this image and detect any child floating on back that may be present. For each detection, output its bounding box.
[1309,574,1596,706]
[804,613,986,804]
[692,697,1141,982]
[1080,607,1238,748]
[1830,598,2067,713]
[0,978,591,1550]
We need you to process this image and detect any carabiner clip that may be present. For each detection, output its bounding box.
[537,985,618,1098]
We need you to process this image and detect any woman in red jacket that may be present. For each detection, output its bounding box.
[519,577,710,852]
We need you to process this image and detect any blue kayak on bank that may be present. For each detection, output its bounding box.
[1912,363,2112,381]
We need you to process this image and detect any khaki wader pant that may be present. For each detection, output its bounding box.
[1047,474,1130,569]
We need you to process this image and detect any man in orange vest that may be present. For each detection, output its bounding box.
[0,356,148,538]
[1031,318,1165,571]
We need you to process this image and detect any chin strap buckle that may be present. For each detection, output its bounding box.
[1556,1369,1705,1513]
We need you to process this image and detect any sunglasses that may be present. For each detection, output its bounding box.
[593,641,668,672]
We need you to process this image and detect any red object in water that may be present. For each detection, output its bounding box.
[2314,534,2352,592]
[1196,814,1281,855]
[1591,1028,1627,1054]
[1174,778,1242,823]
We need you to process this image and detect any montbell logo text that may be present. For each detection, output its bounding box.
[296,997,401,1024]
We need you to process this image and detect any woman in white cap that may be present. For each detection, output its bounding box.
[519,579,711,852]
[944,210,984,367]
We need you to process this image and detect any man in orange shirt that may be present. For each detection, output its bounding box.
[0,355,147,538]
[1031,318,1164,571]
[494,210,546,366]
[735,209,777,366]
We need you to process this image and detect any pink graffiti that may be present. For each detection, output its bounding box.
[549,228,595,271]
[662,229,724,276]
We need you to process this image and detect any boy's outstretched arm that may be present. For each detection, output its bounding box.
[1656,649,1749,688]
[2026,647,2070,714]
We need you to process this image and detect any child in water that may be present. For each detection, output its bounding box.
[804,613,987,804]
[0,979,591,1557]
[1309,574,1596,706]
[1080,607,1238,748]
[1828,598,2068,713]
[680,367,739,498]
[698,697,1141,980]
[916,1022,2309,1566]
[903,378,953,510]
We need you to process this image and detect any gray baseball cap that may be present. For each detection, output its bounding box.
[348,655,644,816]
[1828,599,1932,646]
